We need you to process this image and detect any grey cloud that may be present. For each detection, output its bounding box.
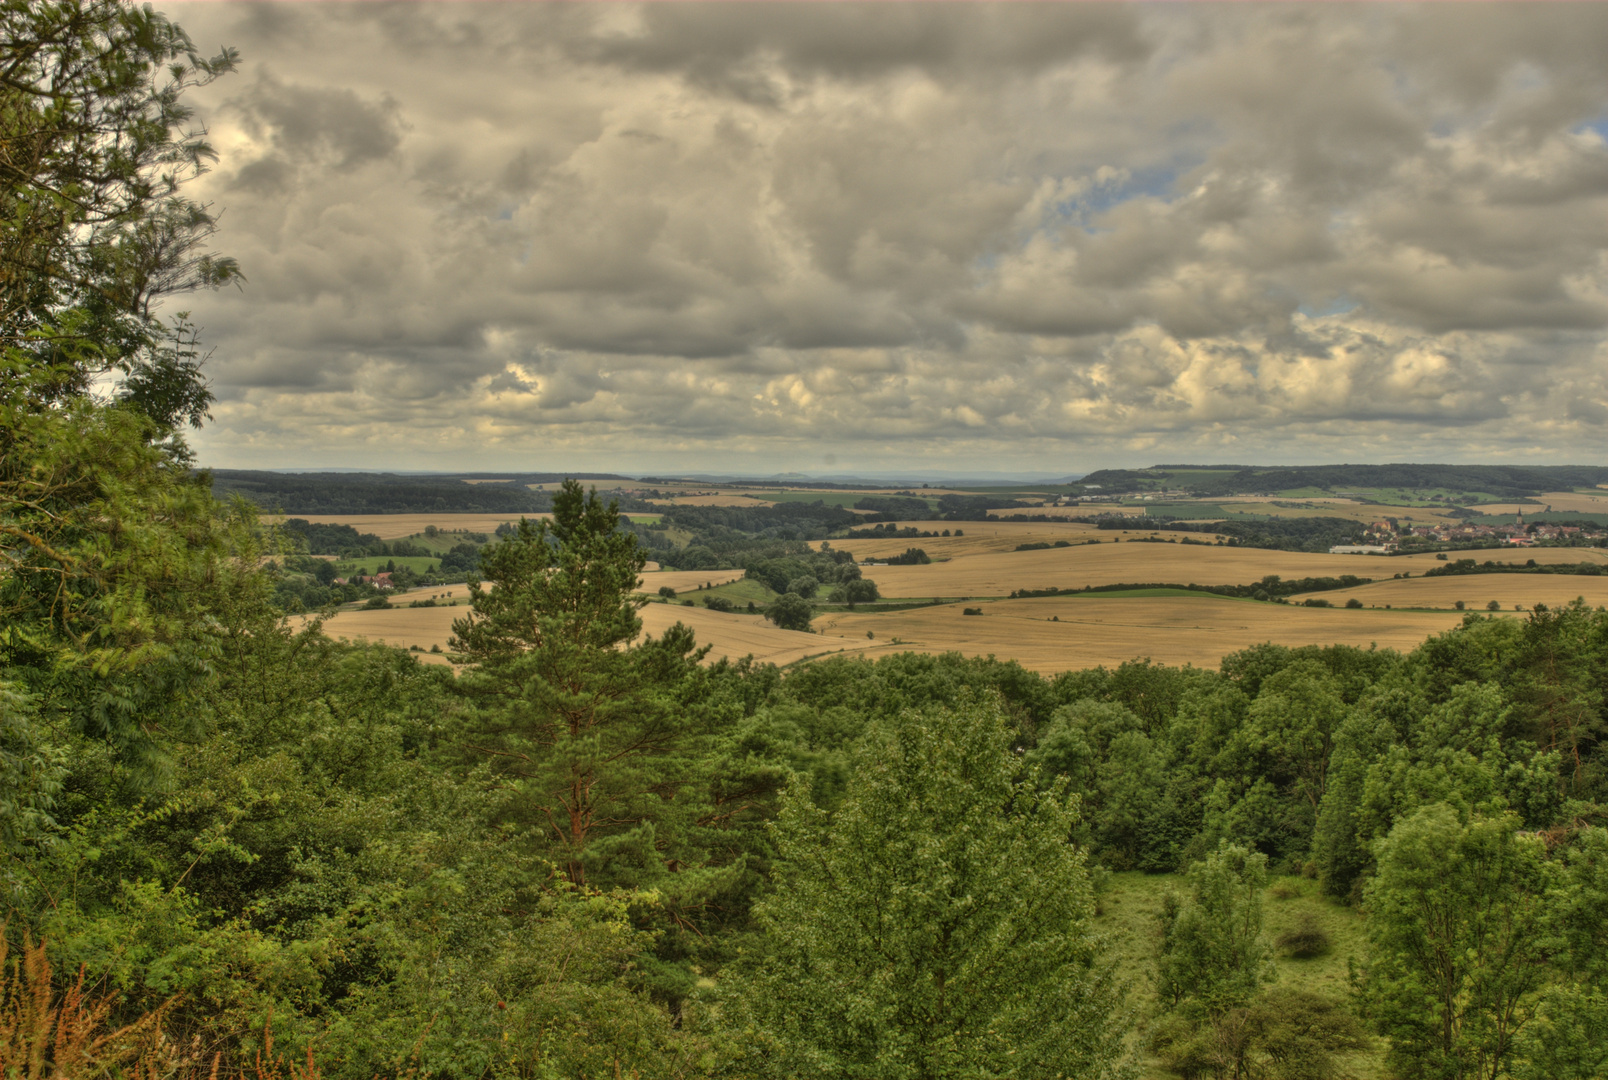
[224,72,402,193]
[156,2,1608,471]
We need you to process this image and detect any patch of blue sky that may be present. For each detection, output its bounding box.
[1576,111,1608,141]
[1024,160,1194,245]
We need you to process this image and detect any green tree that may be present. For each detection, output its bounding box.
[452,480,722,890]
[840,577,881,608]
[726,696,1132,1080]
[2,0,240,406]
[1363,804,1550,1080]
[1515,827,1608,1080]
[766,591,814,632]
[1155,842,1275,1017]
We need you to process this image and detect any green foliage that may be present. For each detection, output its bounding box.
[1152,988,1368,1080]
[1363,805,1551,1080]
[726,696,1133,1080]
[1,0,240,389]
[765,592,814,632]
[1156,843,1276,1019]
[451,482,734,903]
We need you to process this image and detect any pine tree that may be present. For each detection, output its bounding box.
[727,695,1133,1080]
[451,480,729,893]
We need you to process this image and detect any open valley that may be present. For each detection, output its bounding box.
[304,513,1601,672]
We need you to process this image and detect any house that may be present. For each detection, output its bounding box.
[358,572,395,589]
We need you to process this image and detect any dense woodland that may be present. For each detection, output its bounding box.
[5,5,1608,1080]
[209,472,647,516]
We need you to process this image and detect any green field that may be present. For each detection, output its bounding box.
[1333,487,1515,507]
[1097,872,1383,1079]
[696,578,778,605]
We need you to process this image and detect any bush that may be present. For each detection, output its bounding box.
[1274,913,1331,958]
[364,595,391,609]
[766,592,814,632]
[963,607,983,616]
[658,586,676,598]
[1487,600,1501,610]
[786,575,820,598]
[1345,598,1363,609]
[1303,598,1332,607]
[704,596,734,612]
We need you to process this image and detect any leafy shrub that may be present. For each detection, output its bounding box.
[963,608,983,616]
[364,596,391,609]
[1345,598,1363,609]
[1275,913,1331,958]
[704,596,735,612]
[658,586,677,598]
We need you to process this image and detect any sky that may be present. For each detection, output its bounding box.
[164,2,1608,477]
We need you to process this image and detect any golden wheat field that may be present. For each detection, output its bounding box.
[648,494,767,507]
[1290,573,1608,610]
[637,570,747,593]
[824,520,1140,560]
[853,542,1488,598]
[312,593,878,668]
[1479,491,1608,515]
[816,595,1479,673]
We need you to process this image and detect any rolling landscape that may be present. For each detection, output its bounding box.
[256,466,1608,676]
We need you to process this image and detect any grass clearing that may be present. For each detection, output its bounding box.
[1096,872,1383,1080]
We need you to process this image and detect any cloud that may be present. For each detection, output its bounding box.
[160,2,1608,472]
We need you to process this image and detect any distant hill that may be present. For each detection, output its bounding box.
[1076,464,1608,499]
[207,470,599,514]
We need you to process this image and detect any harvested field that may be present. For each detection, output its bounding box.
[311,591,875,668]
[271,512,539,539]
[856,543,1449,598]
[636,570,746,593]
[1290,573,1608,610]
[648,495,766,507]
[816,595,1476,674]
[825,520,1126,561]
[1480,491,1608,515]
[636,604,875,667]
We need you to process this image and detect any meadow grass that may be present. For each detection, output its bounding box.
[1096,871,1384,1080]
